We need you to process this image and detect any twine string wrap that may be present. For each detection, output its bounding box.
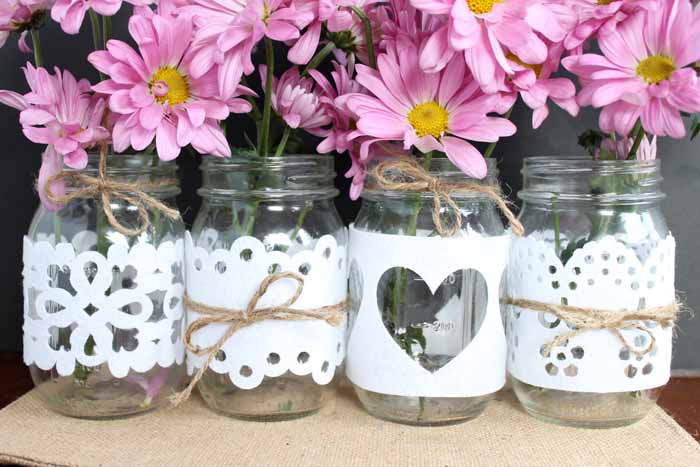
[503,298,679,358]
[369,158,524,237]
[44,144,180,237]
[171,271,347,407]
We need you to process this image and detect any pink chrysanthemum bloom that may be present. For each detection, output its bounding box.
[412,0,567,93]
[309,61,363,153]
[51,0,152,34]
[88,9,244,160]
[288,0,355,65]
[500,43,579,128]
[259,65,332,135]
[344,45,516,178]
[184,0,311,98]
[0,64,108,210]
[0,0,52,51]
[596,134,657,161]
[547,0,657,51]
[563,1,700,138]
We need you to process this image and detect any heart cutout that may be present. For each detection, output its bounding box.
[376,267,488,373]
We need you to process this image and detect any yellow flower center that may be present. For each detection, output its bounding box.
[636,55,676,84]
[597,0,614,5]
[408,101,449,139]
[150,67,190,105]
[467,0,502,15]
[506,52,543,77]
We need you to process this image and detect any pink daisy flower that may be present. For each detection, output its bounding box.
[309,61,363,153]
[288,0,354,65]
[596,134,657,161]
[413,0,567,93]
[0,64,109,210]
[259,65,332,135]
[1,0,52,51]
[88,8,241,160]
[51,0,152,35]
[548,0,657,51]
[343,44,516,178]
[501,42,579,128]
[185,0,312,98]
[563,0,700,138]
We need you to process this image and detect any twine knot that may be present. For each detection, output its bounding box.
[44,144,180,237]
[503,298,679,358]
[171,271,347,406]
[370,158,524,237]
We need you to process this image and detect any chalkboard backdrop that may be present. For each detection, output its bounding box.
[1,14,698,369]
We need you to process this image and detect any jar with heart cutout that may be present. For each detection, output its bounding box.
[185,153,348,421]
[23,153,186,418]
[504,157,675,428]
[346,157,509,426]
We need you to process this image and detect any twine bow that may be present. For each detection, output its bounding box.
[370,158,524,237]
[44,144,180,237]
[171,271,347,406]
[502,298,679,358]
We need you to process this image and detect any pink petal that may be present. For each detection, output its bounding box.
[139,104,164,130]
[441,136,487,179]
[156,120,181,160]
[288,22,321,65]
[37,146,65,212]
[0,90,28,110]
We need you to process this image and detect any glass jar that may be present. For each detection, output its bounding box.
[24,153,186,419]
[188,153,347,421]
[506,157,672,428]
[347,157,507,426]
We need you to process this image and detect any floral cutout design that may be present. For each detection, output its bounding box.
[23,235,186,378]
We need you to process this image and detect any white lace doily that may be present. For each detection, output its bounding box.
[505,233,675,393]
[185,230,348,390]
[23,234,186,378]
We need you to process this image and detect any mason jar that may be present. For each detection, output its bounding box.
[187,153,348,421]
[346,157,508,426]
[24,153,186,419]
[506,157,673,428]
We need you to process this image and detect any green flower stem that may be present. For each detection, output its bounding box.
[552,196,561,257]
[89,11,105,80]
[102,15,112,49]
[288,201,312,245]
[259,38,275,157]
[627,121,646,160]
[274,126,292,157]
[89,11,102,51]
[483,107,513,159]
[29,29,43,67]
[303,42,336,76]
[351,6,376,69]
[53,212,62,245]
[150,154,163,245]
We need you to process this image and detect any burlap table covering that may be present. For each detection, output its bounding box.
[1,384,698,467]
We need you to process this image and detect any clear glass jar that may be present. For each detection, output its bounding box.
[25,153,186,419]
[190,153,347,421]
[509,157,669,428]
[350,157,505,426]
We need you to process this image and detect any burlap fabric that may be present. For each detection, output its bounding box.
[0,383,698,467]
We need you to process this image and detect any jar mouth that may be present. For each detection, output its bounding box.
[80,152,178,176]
[520,157,664,204]
[65,152,180,195]
[200,153,338,199]
[362,157,500,200]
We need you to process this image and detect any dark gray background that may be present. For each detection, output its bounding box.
[1,16,697,369]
